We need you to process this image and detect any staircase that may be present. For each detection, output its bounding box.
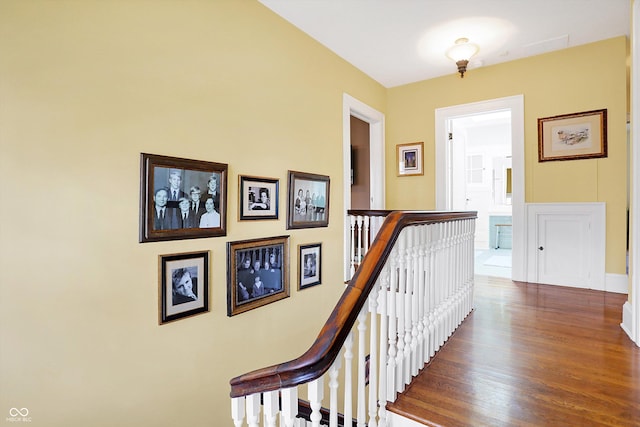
[230,210,477,426]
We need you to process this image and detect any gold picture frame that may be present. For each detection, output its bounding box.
[396,141,424,176]
[537,109,607,162]
[227,235,290,316]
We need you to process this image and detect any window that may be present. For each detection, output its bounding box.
[466,154,484,184]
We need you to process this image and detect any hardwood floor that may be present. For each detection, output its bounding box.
[386,276,640,427]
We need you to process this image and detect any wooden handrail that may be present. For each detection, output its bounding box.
[347,209,394,217]
[229,210,477,398]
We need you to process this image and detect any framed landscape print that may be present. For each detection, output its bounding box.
[538,109,607,162]
[159,251,210,324]
[396,141,424,176]
[287,170,330,229]
[298,243,322,290]
[140,153,227,243]
[227,235,290,316]
[239,175,279,220]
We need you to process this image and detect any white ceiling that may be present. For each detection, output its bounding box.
[259,0,630,88]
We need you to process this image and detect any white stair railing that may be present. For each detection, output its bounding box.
[231,211,476,427]
[348,211,388,280]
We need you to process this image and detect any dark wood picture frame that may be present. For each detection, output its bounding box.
[538,109,607,162]
[298,243,322,290]
[287,170,330,229]
[159,250,210,324]
[140,153,227,243]
[239,175,279,221]
[227,235,290,316]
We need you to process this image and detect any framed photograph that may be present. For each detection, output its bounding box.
[538,109,607,162]
[239,175,279,220]
[140,153,227,243]
[227,235,290,316]
[287,171,330,229]
[159,251,210,324]
[397,141,424,176]
[298,243,322,290]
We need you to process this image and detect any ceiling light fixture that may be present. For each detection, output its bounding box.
[446,38,479,78]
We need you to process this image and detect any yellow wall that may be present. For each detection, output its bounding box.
[0,1,631,425]
[386,37,629,275]
[0,1,385,426]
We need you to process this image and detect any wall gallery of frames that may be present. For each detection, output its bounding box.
[139,153,329,324]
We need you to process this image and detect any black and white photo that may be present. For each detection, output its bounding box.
[140,153,227,242]
[159,251,210,324]
[298,243,322,290]
[287,170,330,229]
[227,236,289,316]
[239,175,279,220]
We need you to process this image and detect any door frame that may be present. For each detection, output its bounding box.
[343,93,385,279]
[627,0,639,346]
[435,95,526,281]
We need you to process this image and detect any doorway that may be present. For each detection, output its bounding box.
[342,93,385,279]
[449,110,513,278]
[435,95,525,281]
[350,115,371,210]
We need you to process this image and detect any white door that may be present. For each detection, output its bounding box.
[537,213,590,287]
[527,203,606,290]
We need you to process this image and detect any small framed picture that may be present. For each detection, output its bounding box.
[159,251,210,324]
[239,175,279,220]
[538,109,607,162]
[396,142,424,176]
[298,243,322,290]
[227,236,290,316]
[287,170,330,229]
[140,153,227,243]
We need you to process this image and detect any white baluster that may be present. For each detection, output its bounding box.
[231,396,245,427]
[308,378,324,427]
[428,223,438,358]
[409,226,420,378]
[363,215,370,255]
[415,224,426,374]
[395,232,406,393]
[377,266,389,427]
[329,357,341,427]
[403,230,413,386]
[281,387,298,427]
[343,331,354,426]
[357,306,367,427]
[387,246,398,401]
[246,393,260,427]
[368,282,379,427]
[263,390,278,427]
[356,215,364,268]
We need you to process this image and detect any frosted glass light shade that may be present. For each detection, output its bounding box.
[446,38,479,62]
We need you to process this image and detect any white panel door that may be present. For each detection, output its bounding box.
[537,213,590,287]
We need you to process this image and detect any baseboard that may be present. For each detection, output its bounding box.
[605,273,629,294]
[388,411,427,427]
[621,301,634,341]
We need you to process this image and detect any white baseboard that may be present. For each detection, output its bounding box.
[605,273,629,294]
[621,301,634,341]
[388,412,426,427]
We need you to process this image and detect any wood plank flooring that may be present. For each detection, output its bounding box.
[386,276,640,427]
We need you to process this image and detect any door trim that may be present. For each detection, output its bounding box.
[343,93,385,279]
[435,95,525,281]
